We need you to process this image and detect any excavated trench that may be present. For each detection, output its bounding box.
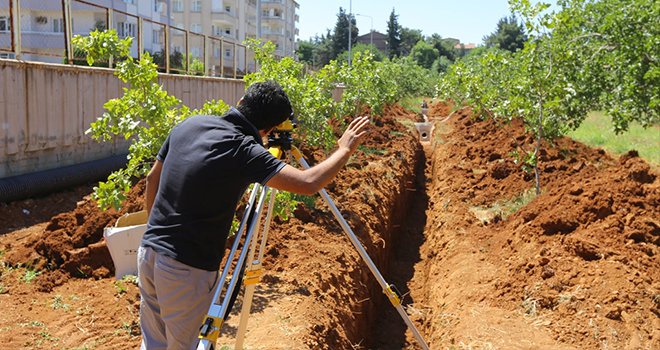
[293,111,433,349]
[224,108,433,349]
[370,144,430,349]
[0,105,433,349]
[2,100,657,349]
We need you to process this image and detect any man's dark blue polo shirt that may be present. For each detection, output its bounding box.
[142,108,285,271]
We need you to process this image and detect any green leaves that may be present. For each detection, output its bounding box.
[92,169,132,211]
[82,31,437,214]
[440,0,658,194]
[71,29,132,66]
[79,30,227,210]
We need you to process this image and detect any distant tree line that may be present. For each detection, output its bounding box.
[296,8,527,72]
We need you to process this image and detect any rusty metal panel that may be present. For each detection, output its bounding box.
[61,68,79,147]
[25,65,47,151]
[0,60,246,178]
[158,74,245,112]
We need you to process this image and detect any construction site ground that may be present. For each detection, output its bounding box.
[0,102,658,349]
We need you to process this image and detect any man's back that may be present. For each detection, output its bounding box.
[143,111,284,271]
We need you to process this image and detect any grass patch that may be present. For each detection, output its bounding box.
[400,96,431,114]
[292,193,317,210]
[19,321,45,328]
[114,274,138,295]
[568,111,660,166]
[470,188,537,224]
[358,145,387,156]
[51,295,70,310]
[22,268,41,283]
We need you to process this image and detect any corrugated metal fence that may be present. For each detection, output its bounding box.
[0,59,245,178]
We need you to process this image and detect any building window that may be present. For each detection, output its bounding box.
[117,22,136,38]
[0,17,10,32]
[52,18,64,33]
[173,0,183,12]
[191,23,202,33]
[213,26,231,37]
[225,5,232,13]
[191,47,201,58]
[154,0,163,12]
[225,48,231,58]
[192,0,202,12]
[152,29,161,44]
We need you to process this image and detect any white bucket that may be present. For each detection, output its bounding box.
[103,210,148,279]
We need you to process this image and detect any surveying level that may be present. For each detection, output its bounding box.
[196,124,430,350]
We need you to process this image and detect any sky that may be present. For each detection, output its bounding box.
[296,0,519,45]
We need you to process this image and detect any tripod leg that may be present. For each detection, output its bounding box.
[235,188,277,349]
[197,185,269,350]
[292,147,430,350]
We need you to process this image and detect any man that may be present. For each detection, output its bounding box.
[138,81,370,349]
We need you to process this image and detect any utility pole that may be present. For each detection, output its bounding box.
[348,0,352,67]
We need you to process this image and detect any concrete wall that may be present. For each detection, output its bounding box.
[0,59,245,178]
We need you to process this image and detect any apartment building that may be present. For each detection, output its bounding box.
[0,0,298,71]
[259,0,299,57]
[0,0,168,62]
[170,0,299,58]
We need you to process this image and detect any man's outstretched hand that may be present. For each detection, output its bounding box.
[337,116,371,153]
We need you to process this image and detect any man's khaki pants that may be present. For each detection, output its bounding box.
[138,246,219,350]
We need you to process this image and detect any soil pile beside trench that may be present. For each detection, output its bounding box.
[0,108,425,349]
[414,104,659,349]
[1,101,658,349]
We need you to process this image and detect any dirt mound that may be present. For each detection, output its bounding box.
[0,184,95,235]
[0,107,424,349]
[427,100,453,119]
[3,180,145,290]
[490,150,659,346]
[416,103,659,348]
[244,109,423,349]
[1,100,657,349]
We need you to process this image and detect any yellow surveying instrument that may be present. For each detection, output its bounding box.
[196,118,430,350]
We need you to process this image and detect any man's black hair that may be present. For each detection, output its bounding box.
[238,81,293,131]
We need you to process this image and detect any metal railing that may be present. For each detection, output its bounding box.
[0,0,255,78]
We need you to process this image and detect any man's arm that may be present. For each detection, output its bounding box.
[145,159,163,216]
[266,116,370,195]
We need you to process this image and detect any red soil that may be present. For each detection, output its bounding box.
[0,102,657,349]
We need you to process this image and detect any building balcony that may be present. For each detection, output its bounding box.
[261,28,284,36]
[20,0,67,12]
[261,15,284,22]
[18,31,66,50]
[211,11,236,23]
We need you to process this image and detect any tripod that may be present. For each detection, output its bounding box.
[196,122,430,350]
